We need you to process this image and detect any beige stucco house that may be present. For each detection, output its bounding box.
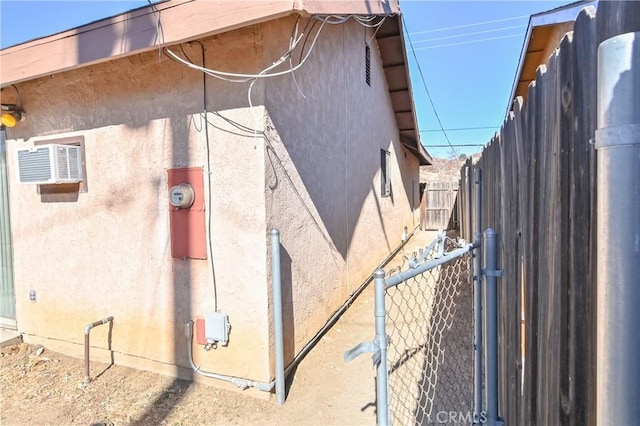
[0,0,431,392]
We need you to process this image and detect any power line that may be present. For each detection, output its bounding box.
[402,15,459,158]
[426,144,485,148]
[421,126,500,132]
[409,14,529,36]
[412,24,526,44]
[414,33,522,51]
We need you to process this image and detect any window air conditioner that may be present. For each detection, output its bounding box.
[16,144,83,184]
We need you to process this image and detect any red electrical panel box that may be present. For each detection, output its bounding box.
[167,167,207,259]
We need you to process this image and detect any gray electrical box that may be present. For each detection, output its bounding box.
[205,312,230,345]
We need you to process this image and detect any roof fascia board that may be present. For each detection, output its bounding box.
[504,1,597,118]
[300,0,398,15]
[1,0,297,85]
[396,16,431,165]
[1,0,401,86]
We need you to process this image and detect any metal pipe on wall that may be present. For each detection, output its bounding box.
[270,229,286,405]
[595,31,640,424]
[83,316,113,385]
[184,230,287,397]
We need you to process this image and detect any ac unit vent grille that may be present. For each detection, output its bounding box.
[18,148,53,183]
[67,148,80,180]
[16,144,83,185]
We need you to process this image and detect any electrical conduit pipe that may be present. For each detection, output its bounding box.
[186,225,420,399]
[184,229,286,398]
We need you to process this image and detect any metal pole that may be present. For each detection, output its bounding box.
[484,229,501,425]
[270,229,286,405]
[473,168,483,424]
[595,31,640,424]
[373,268,389,426]
[466,166,473,242]
[484,229,499,424]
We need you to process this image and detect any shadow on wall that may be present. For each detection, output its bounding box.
[279,244,296,377]
[129,115,194,425]
[264,17,419,261]
[11,34,253,141]
[77,11,159,65]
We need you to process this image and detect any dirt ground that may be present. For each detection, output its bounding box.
[0,230,437,426]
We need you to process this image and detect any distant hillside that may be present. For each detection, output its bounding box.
[420,155,479,183]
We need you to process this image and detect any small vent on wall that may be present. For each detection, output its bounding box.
[365,44,371,86]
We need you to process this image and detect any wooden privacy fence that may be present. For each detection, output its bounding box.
[420,181,458,230]
[458,3,640,425]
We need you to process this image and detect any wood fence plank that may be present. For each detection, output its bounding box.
[571,7,598,426]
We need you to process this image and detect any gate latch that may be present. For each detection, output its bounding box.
[344,335,387,366]
[483,268,504,278]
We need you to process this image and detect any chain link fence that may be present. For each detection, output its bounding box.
[386,238,474,425]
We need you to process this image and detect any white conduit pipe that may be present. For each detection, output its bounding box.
[185,321,274,392]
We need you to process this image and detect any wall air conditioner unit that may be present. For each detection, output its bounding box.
[16,144,83,184]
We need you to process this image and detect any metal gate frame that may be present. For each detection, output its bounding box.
[346,169,504,426]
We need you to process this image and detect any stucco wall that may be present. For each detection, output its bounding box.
[262,17,420,365]
[3,14,420,386]
[5,25,273,382]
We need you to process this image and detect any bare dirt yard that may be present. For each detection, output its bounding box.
[0,230,437,426]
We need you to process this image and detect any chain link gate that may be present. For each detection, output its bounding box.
[387,234,473,425]
[346,225,503,426]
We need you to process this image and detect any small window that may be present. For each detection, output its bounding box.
[381,149,390,197]
[365,44,371,86]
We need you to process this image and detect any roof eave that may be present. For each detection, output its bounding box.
[376,15,432,166]
[504,0,598,119]
[0,0,399,86]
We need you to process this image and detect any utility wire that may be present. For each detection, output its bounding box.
[401,15,458,158]
[414,33,522,51]
[426,144,485,148]
[412,24,526,44]
[410,14,529,36]
[421,126,500,132]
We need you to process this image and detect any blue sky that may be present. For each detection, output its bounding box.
[0,0,570,158]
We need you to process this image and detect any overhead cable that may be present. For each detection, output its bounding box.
[413,33,522,51]
[401,15,459,158]
[412,24,526,44]
[410,14,529,36]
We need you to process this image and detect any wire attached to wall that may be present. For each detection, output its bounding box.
[195,40,219,313]
[157,11,393,310]
[147,0,164,60]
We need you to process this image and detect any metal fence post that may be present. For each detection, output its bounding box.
[473,168,483,424]
[270,229,286,405]
[484,229,502,426]
[596,32,640,424]
[373,268,390,426]
[466,166,473,242]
